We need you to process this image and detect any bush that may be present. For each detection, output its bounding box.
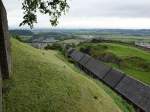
[80,47,91,55]
[91,38,102,43]
[13,35,23,42]
[45,43,62,51]
[124,57,150,71]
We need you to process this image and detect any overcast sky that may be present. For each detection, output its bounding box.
[2,0,150,29]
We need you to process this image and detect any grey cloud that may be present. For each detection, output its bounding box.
[3,0,150,18]
[68,0,150,18]
[3,0,22,11]
[2,0,150,28]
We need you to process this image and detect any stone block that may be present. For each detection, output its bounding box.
[0,0,11,79]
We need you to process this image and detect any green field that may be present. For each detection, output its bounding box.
[78,42,150,85]
[101,34,150,43]
[59,38,86,45]
[3,39,135,112]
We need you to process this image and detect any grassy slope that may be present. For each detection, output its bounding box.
[78,43,150,85]
[104,43,150,60]
[103,43,150,85]
[3,39,122,112]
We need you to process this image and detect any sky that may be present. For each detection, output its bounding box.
[2,0,150,29]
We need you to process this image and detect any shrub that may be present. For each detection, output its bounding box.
[13,35,23,42]
[80,47,91,55]
[124,57,150,72]
[45,43,62,51]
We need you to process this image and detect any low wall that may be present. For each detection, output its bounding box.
[0,67,2,112]
[67,48,150,112]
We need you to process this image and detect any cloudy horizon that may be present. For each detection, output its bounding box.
[2,0,150,29]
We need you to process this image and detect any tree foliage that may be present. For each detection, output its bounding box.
[20,0,69,28]
[44,43,62,51]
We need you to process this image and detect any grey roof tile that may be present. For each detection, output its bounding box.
[103,69,125,88]
[70,51,85,62]
[115,76,150,112]
[79,54,92,66]
[85,58,112,79]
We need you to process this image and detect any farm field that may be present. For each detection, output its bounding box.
[78,42,150,85]
[59,38,86,45]
[100,34,150,43]
[3,39,135,112]
[11,29,150,44]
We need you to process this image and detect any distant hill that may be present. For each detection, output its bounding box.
[9,29,150,43]
[33,29,150,36]
[9,29,33,36]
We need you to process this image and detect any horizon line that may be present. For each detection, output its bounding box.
[9,27,150,30]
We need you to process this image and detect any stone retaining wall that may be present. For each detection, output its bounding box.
[0,67,2,112]
[0,0,11,79]
[0,1,11,111]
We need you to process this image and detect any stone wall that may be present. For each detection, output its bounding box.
[0,0,11,79]
[0,67,2,112]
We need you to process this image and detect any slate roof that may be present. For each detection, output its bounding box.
[85,58,112,79]
[115,76,150,112]
[70,50,85,62]
[103,69,125,88]
[67,48,75,55]
[79,54,92,66]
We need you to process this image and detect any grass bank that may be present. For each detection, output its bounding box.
[3,39,124,112]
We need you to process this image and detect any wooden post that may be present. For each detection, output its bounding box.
[0,0,11,80]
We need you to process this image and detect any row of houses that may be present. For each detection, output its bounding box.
[67,48,150,112]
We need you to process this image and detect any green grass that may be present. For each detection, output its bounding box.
[102,34,150,43]
[3,39,126,112]
[59,38,85,45]
[78,43,150,85]
[103,43,150,60]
